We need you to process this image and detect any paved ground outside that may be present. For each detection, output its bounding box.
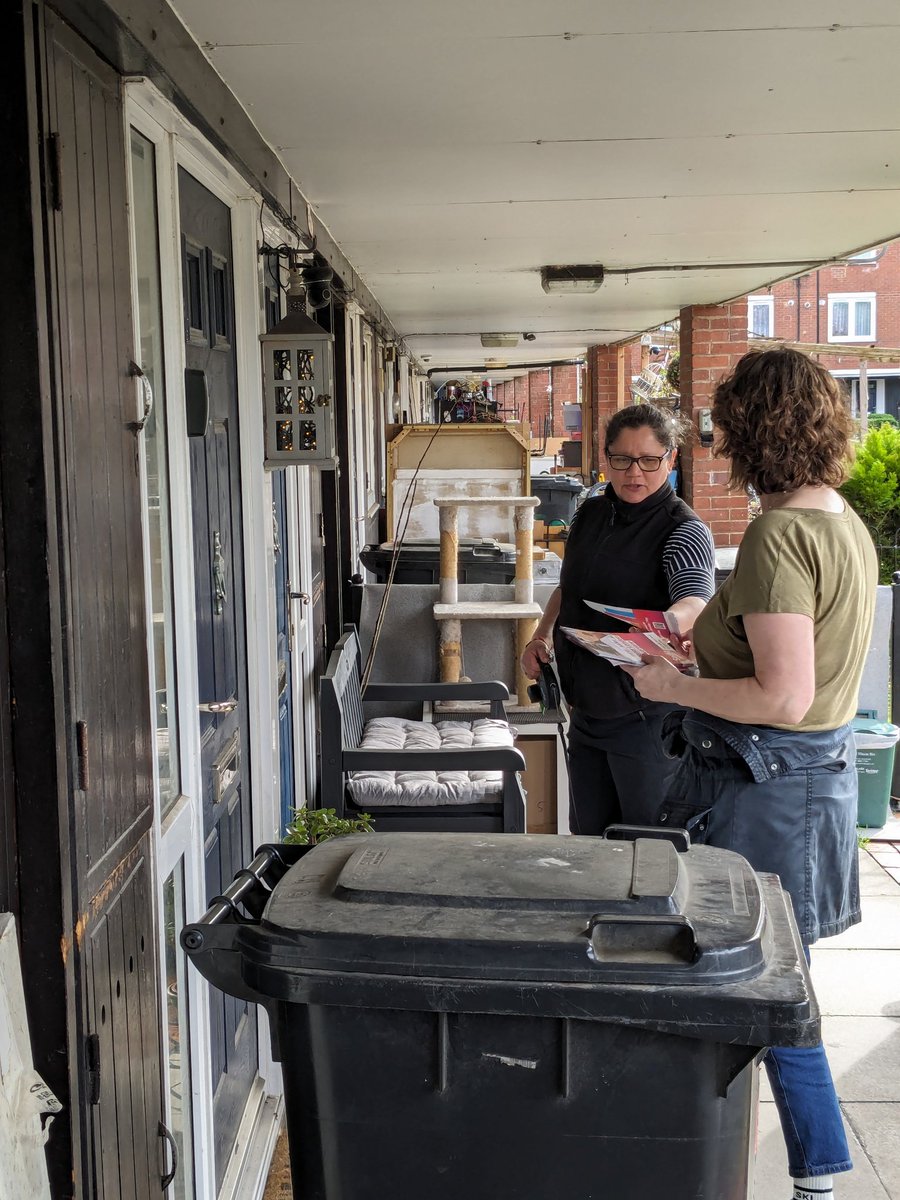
[264,828,900,1199]
[754,814,900,1198]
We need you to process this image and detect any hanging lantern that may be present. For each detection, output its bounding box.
[260,270,336,467]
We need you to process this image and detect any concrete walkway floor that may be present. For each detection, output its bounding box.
[754,829,900,1198]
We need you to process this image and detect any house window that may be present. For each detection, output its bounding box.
[828,293,876,342]
[747,296,774,338]
[847,247,882,263]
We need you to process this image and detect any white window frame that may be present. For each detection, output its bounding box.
[847,247,881,263]
[827,292,876,343]
[747,295,774,338]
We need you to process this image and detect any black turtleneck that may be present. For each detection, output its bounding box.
[553,482,699,719]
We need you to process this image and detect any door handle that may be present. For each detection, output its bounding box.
[289,590,311,605]
[129,361,154,432]
[212,530,227,615]
[159,1119,178,1191]
[198,697,238,714]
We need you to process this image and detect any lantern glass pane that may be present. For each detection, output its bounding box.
[275,386,293,414]
[274,349,292,380]
[300,421,317,451]
[297,385,315,414]
[276,420,294,452]
[297,349,315,380]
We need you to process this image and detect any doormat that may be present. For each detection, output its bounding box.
[263,1131,292,1199]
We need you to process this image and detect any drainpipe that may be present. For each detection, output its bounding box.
[816,270,821,343]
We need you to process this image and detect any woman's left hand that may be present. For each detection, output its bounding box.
[620,655,684,702]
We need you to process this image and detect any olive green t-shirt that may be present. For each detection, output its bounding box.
[693,504,878,731]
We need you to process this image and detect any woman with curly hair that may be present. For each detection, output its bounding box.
[624,347,877,1200]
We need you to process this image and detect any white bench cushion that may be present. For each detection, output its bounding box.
[347,717,513,806]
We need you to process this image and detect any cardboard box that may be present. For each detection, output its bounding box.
[518,734,559,835]
[533,519,567,561]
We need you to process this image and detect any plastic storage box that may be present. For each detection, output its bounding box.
[530,475,583,525]
[184,830,818,1200]
[360,539,516,584]
[852,717,900,828]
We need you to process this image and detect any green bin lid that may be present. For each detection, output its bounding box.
[852,718,900,747]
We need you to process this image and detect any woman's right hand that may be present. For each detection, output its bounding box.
[521,636,553,680]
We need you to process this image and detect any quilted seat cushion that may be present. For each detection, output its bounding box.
[347,717,514,806]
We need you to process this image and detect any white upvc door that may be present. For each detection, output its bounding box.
[125,78,284,1200]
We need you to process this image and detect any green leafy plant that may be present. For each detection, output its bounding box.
[868,413,898,430]
[665,353,680,393]
[283,806,374,845]
[840,423,900,582]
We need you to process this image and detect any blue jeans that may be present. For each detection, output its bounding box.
[764,948,852,1179]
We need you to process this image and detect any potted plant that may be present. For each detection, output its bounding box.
[283,806,374,846]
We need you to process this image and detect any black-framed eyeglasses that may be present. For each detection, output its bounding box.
[606,452,671,472]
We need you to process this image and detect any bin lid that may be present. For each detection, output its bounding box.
[530,475,583,493]
[852,718,900,748]
[236,833,816,1044]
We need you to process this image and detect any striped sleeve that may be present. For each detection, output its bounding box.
[662,520,716,603]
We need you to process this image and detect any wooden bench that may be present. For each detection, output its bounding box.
[319,629,526,832]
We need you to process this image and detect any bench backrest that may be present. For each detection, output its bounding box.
[321,630,365,753]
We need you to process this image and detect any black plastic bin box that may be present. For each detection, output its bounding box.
[530,474,583,525]
[360,538,516,584]
[183,830,817,1200]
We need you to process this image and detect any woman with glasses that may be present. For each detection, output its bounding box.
[521,402,715,834]
[623,348,877,1200]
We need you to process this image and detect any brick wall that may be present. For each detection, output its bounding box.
[679,300,749,547]
[588,344,621,433]
[752,240,900,373]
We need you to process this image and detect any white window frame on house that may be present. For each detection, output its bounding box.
[847,247,881,263]
[828,292,876,343]
[747,295,774,338]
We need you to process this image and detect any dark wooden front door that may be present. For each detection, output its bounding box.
[42,15,164,1198]
[179,168,257,1187]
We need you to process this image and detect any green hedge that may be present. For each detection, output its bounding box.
[841,424,900,583]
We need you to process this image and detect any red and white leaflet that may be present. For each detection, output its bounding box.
[560,626,694,673]
[582,600,678,637]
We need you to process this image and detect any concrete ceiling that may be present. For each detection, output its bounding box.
[173,1,900,376]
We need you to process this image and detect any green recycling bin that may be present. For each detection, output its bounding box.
[852,718,900,828]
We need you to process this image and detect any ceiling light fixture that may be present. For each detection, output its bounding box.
[480,333,519,348]
[541,265,605,294]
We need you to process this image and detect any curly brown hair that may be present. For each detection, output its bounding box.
[712,347,853,494]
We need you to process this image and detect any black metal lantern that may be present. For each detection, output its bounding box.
[260,286,336,468]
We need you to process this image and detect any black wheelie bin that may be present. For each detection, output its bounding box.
[183,828,817,1200]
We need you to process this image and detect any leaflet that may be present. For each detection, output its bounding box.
[582,600,678,638]
[560,626,695,673]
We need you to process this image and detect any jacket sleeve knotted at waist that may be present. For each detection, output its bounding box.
[666,709,853,783]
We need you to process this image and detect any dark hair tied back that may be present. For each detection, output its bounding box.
[604,403,688,452]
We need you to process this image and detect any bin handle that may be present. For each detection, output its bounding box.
[181,843,309,952]
[585,913,699,967]
[603,824,691,852]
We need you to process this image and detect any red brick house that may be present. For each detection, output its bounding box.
[747,242,900,417]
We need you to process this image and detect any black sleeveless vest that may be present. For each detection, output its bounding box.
[553,482,699,720]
